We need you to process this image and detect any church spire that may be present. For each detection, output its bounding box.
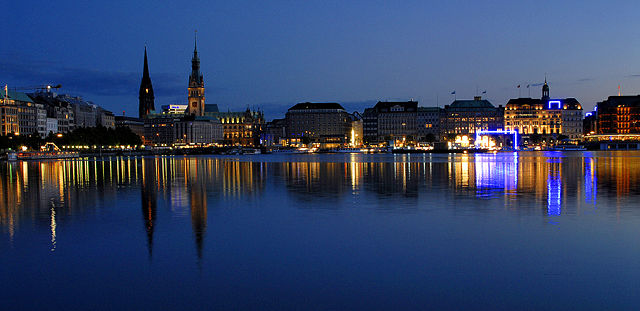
[143,46,150,78]
[190,31,202,87]
[139,46,155,118]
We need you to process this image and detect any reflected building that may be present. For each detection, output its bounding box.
[186,159,208,260]
[141,160,158,258]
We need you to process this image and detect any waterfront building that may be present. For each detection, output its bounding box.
[46,117,58,135]
[144,115,179,146]
[144,113,222,146]
[349,113,364,147]
[97,108,115,128]
[417,107,442,141]
[0,90,25,135]
[362,107,378,144]
[28,91,76,133]
[205,107,265,147]
[583,110,597,136]
[285,102,351,147]
[263,118,287,146]
[362,101,440,145]
[36,103,47,137]
[441,96,503,138]
[375,101,418,143]
[561,99,583,140]
[0,90,50,136]
[139,47,155,118]
[59,94,97,128]
[504,81,583,141]
[174,116,224,145]
[115,116,145,139]
[17,102,38,136]
[596,96,640,134]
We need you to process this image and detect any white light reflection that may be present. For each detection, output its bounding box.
[50,203,57,252]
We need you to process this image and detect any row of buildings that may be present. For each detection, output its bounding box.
[62,36,637,150]
[0,87,115,138]
[135,36,585,150]
[258,81,584,148]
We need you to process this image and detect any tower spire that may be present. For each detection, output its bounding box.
[143,46,150,78]
[188,32,205,116]
[139,46,155,118]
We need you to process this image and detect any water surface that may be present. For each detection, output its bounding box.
[2,152,640,310]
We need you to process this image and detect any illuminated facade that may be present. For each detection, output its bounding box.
[0,90,40,136]
[144,114,223,146]
[206,108,265,147]
[596,96,640,134]
[285,102,351,146]
[374,101,418,142]
[504,82,583,140]
[362,101,439,144]
[441,96,503,138]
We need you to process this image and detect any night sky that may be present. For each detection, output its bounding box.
[2,0,640,119]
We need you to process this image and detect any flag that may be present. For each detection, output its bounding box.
[451,91,456,95]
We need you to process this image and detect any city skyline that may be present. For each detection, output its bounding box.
[3,1,640,119]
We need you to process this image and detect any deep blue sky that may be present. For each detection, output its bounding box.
[2,0,640,119]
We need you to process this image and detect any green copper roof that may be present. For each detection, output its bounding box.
[0,90,34,103]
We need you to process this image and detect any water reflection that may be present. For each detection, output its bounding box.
[2,153,640,257]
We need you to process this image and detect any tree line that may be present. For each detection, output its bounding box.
[0,126,142,151]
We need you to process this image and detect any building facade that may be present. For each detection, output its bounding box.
[417,107,441,141]
[174,116,224,145]
[596,96,640,134]
[285,102,350,145]
[206,108,265,147]
[441,96,503,138]
[504,82,583,140]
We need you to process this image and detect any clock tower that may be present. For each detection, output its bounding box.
[188,33,205,116]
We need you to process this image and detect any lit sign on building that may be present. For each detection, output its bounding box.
[548,100,562,109]
[474,130,519,150]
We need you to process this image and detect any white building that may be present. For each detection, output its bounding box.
[46,118,58,135]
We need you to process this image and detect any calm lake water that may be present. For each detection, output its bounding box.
[2,152,640,310]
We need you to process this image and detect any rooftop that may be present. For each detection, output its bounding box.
[288,102,345,111]
[448,99,495,109]
[1,90,34,103]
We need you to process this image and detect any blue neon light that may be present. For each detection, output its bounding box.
[585,112,592,117]
[475,130,519,150]
[548,100,562,109]
[547,171,561,216]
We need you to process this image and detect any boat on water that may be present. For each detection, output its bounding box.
[8,151,79,161]
[547,144,586,151]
